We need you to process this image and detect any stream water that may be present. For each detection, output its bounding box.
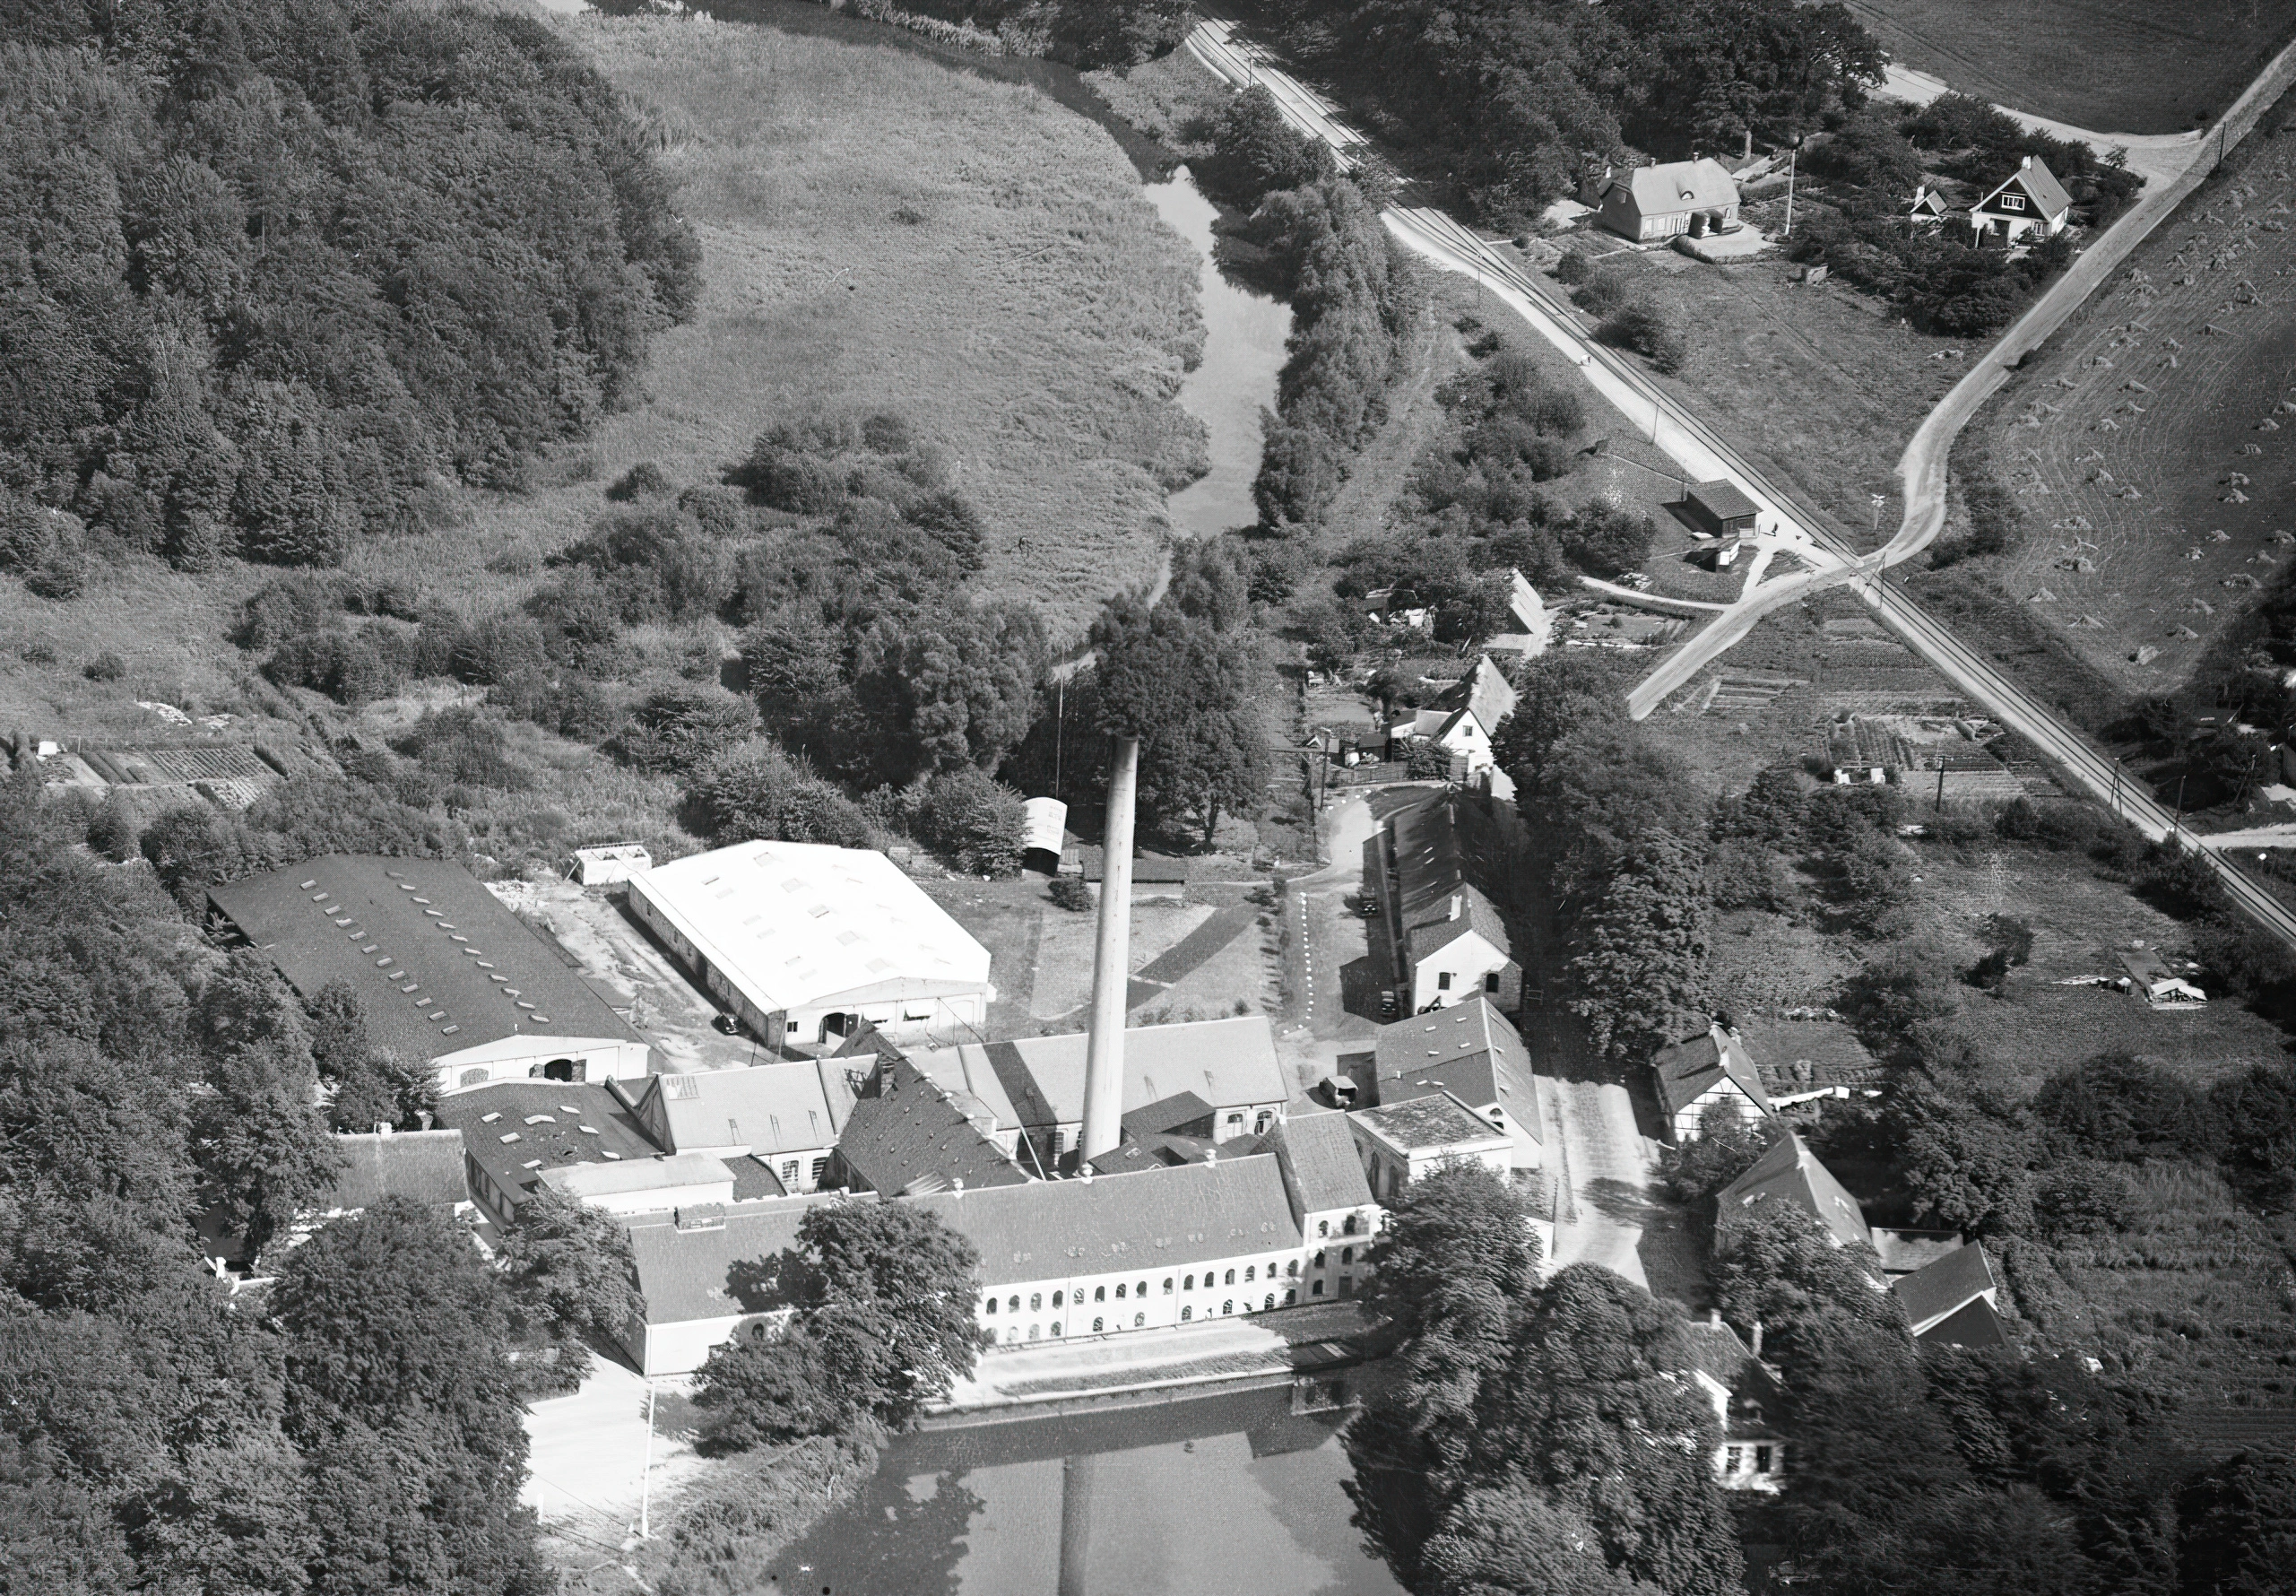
[763,1386,1403,1596]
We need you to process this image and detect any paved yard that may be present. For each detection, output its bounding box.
[523,1359,698,1540]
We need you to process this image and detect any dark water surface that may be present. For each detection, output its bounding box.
[766,1385,1404,1596]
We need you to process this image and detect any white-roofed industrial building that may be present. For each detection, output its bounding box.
[626,841,993,1049]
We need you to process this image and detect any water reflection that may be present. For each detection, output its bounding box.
[771,1386,1400,1596]
[1143,171,1292,541]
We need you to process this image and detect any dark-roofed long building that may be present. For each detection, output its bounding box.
[433,1080,684,1225]
[208,855,648,1097]
[1385,794,1521,1015]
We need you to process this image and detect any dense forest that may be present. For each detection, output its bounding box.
[1269,0,1885,224]
[0,0,698,590]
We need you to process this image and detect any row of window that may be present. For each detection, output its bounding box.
[998,1279,1362,1343]
[1431,969,1503,993]
[1313,1214,1365,1238]
[775,1156,831,1188]
[982,1255,1345,1316]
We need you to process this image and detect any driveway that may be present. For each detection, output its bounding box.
[523,1359,698,1540]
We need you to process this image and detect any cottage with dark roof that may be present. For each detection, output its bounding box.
[433,1080,688,1225]
[227,1126,472,1265]
[1891,1243,2008,1349]
[1714,1132,1872,1253]
[1349,1092,1512,1203]
[1373,998,1542,1169]
[1652,1021,1775,1142]
[1385,794,1522,1015]
[1681,1316,1789,1493]
[207,855,648,1097]
[1681,480,1762,540]
[911,1150,1308,1344]
[829,1053,1031,1196]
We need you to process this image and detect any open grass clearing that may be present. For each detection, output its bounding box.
[1959,89,2296,698]
[1844,0,2296,134]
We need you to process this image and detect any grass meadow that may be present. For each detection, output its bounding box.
[1845,0,2296,132]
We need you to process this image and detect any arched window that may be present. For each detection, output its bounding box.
[1133,1313,1146,1328]
[1313,1251,1326,1269]
[1029,1324,1041,1340]
[1093,1317,1104,1333]
[984,1296,998,1314]
[1317,1220,1330,1238]
[1007,1325,1020,1342]
[1264,1294,1274,1311]
[1184,1274,1195,1290]
[1285,1288,1297,1305]
[1162,1278,1174,1294]
[1095,1286,1105,1303]
[1135,1280,1147,1297]
[1224,1269,1235,1285]
[1341,1247,1354,1265]
[1254,1110,1272,1133]
[1222,1299,1234,1315]
[460,1068,490,1087]
[1051,1322,1062,1337]
[1182,1305,1192,1322]
[1008,1296,1020,1313]
[1343,1214,1360,1236]
[1244,1266,1255,1283]
[1114,1283,1126,1299]
[1287,1260,1298,1277]
[1052,1290,1063,1308]
[1030,1293,1043,1312]
[1313,1279,1325,1297]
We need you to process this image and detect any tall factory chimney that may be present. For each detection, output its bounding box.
[1079,734,1139,1166]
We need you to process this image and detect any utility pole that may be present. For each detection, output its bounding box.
[1870,492,1886,542]
[1783,140,1800,238]
[2172,772,2188,840]
[638,1380,656,1540]
[1934,761,1946,813]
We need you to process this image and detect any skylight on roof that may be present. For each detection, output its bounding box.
[299,880,316,889]
[521,1159,542,1170]
[482,1112,502,1123]
[499,1132,521,1143]
[524,1115,555,1125]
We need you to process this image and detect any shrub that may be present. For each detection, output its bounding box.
[82,651,126,682]
[686,739,869,847]
[1596,302,1687,374]
[604,462,674,501]
[1201,84,1333,207]
[1571,268,1632,317]
[1048,874,1093,911]
[907,768,1026,877]
[614,686,758,776]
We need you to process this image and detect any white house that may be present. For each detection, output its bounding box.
[1387,656,1519,795]
[1373,998,1542,1169]
[619,1193,860,1375]
[1586,158,1741,243]
[1348,1091,1512,1203]
[1682,1316,1789,1494]
[628,841,994,1048]
[1651,1020,1776,1142]
[613,1061,858,1194]
[1264,1110,1383,1304]
[1969,155,2072,247]
[1387,795,1522,1014]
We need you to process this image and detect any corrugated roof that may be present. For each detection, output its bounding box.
[909,1153,1301,1288]
[1653,1024,1775,1121]
[626,1193,862,1324]
[1354,1092,1508,1153]
[1891,1242,1999,1335]
[834,1054,1030,1196]
[207,855,639,1064]
[433,1080,663,1208]
[904,1016,1287,1133]
[1266,1110,1375,1214]
[628,841,992,1017]
[314,1130,469,1213]
[647,1061,856,1155]
[1716,1132,1869,1252]
[1373,999,1540,1144]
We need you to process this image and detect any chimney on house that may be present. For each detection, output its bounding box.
[1204,1144,1217,1166]
[1080,735,1140,1166]
[952,1177,965,1200]
[1749,1320,1764,1357]
[1449,893,1462,921]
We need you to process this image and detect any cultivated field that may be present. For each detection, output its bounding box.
[1845,0,2296,133]
[1964,108,2296,695]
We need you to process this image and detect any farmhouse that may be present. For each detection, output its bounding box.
[1652,1020,1775,1142]
[1385,793,1523,1014]
[613,1060,858,1194]
[1349,1092,1513,1202]
[1372,998,1543,1169]
[1715,1132,1871,1253]
[1969,155,2072,247]
[627,840,993,1048]
[1386,656,1520,794]
[1587,158,1741,243]
[901,1015,1290,1173]
[1891,1243,2009,1349]
[207,855,650,1097]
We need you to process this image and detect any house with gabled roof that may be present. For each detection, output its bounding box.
[1585,157,1742,243]
[1652,1021,1775,1142]
[1387,655,1520,796]
[1386,794,1522,1015]
[1255,1110,1380,1302]
[1891,1242,2009,1348]
[619,1191,861,1375]
[1970,155,2072,247]
[613,1060,858,1194]
[1681,1315,1790,1493]
[432,1080,688,1226]
[828,1052,1031,1197]
[1714,1132,1872,1253]
[1373,998,1542,1169]
[1907,182,1954,227]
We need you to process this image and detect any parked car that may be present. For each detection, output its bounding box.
[1378,989,1399,1019]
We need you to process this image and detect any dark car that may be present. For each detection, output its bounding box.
[1378,989,1399,1019]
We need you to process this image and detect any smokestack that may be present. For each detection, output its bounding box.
[1080,735,1139,1165]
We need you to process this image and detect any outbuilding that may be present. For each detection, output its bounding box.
[1680,480,1762,540]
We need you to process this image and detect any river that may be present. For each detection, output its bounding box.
[764,1385,1403,1595]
